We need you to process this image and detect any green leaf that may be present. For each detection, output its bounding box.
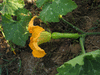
[36,0,52,8]
[57,50,100,75]
[1,14,15,23]
[39,0,77,23]
[0,0,25,15]
[2,8,32,46]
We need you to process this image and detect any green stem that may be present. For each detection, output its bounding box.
[51,32,81,39]
[85,32,100,36]
[18,59,21,73]
[61,18,85,34]
[1,58,16,67]
[0,25,5,37]
[79,36,86,54]
[7,41,15,51]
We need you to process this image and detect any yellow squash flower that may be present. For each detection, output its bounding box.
[28,16,51,58]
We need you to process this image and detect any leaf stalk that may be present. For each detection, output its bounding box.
[80,36,86,54]
[61,18,85,34]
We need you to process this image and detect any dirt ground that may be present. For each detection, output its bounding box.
[0,0,100,75]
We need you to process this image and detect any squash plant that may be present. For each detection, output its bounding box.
[0,0,100,75]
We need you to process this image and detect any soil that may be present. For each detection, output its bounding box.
[0,0,100,75]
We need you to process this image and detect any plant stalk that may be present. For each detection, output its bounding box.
[85,32,100,35]
[61,18,85,34]
[80,36,86,54]
[51,32,81,39]
[1,58,16,67]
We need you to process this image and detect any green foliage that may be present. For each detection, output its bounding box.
[0,0,25,15]
[18,59,21,73]
[36,0,77,23]
[0,66,1,75]
[36,0,51,8]
[0,0,78,46]
[2,8,32,46]
[57,50,100,75]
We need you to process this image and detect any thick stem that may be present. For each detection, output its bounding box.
[61,18,85,34]
[80,36,86,54]
[51,32,81,39]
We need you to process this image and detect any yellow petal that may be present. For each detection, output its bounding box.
[31,26,45,39]
[28,16,38,33]
[30,26,45,43]
[28,25,46,58]
[29,39,46,58]
[32,43,46,58]
[28,16,50,58]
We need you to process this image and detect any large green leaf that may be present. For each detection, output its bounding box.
[0,0,25,15]
[38,0,77,23]
[57,50,100,75]
[36,0,51,8]
[2,8,32,46]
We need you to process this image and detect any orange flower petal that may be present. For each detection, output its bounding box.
[31,26,45,39]
[29,38,46,58]
[28,16,38,33]
[30,42,46,58]
[28,16,46,58]
[32,50,46,58]
[28,16,52,58]
[30,26,45,43]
